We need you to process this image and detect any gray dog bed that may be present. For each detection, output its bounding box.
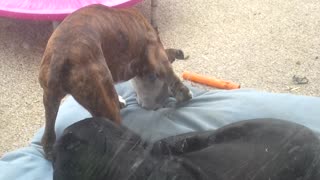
[0,81,320,180]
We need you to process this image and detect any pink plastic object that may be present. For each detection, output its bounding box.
[0,0,142,20]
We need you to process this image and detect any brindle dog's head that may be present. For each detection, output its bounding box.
[131,49,186,110]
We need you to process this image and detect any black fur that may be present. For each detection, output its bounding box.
[53,118,320,180]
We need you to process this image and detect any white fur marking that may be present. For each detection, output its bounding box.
[118,95,126,106]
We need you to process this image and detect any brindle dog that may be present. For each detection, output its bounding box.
[39,4,192,159]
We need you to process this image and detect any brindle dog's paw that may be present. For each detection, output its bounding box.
[118,95,127,109]
[174,85,193,103]
[42,143,54,160]
[42,136,55,160]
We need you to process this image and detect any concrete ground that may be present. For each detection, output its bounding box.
[0,0,319,156]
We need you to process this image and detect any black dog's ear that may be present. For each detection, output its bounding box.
[165,49,185,63]
[52,131,78,164]
[58,131,85,152]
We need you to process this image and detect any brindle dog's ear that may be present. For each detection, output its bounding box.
[165,49,185,63]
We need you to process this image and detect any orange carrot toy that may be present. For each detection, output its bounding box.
[182,71,240,90]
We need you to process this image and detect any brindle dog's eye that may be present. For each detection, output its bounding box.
[148,73,157,81]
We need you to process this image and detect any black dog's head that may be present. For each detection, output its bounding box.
[52,117,143,180]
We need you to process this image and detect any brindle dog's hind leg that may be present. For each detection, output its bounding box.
[68,58,121,126]
[41,87,66,160]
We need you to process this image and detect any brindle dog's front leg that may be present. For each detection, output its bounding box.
[118,95,126,108]
[145,44,192,103]
[163,49,193,102]
[165,68,192,103]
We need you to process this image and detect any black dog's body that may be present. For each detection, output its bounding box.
[53,118,320,180]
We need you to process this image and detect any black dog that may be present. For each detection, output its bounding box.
[53,118,320,180]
